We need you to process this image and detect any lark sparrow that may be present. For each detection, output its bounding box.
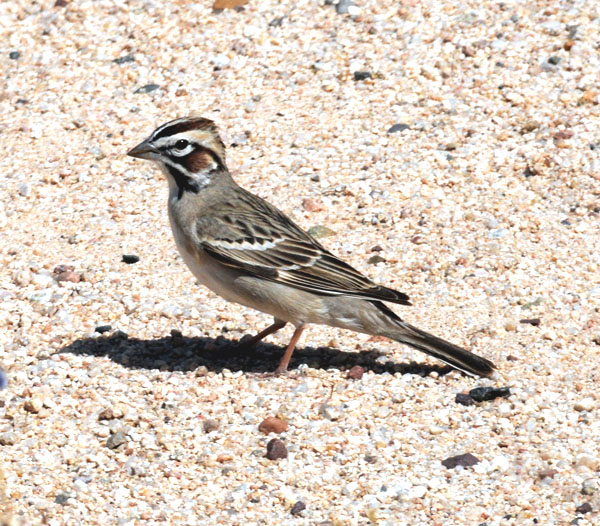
[127,116,495,377]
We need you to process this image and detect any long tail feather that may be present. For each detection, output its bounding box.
[389,321,495,377]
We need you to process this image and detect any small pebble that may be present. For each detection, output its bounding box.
[54,493,71,505]
[353,71,372,81]
[122,254,140,264]
[0,431,16,445]
[17,183,29,196]
[388,123,410,134]
[0,367,7,389]
[98,407,123,421]
[318,403,342,421]
[24,397,43,414]
[469,386,511,402]
[9,50,21,60]
[455,393,475,406]
[302,198,324,212]
[346,365,365,380]
[574,454,599,470]
[265,438,288,460]
[581,480,597,495]
[520,318,541,326]
[258,417,288,434]
[113,53,135,64]
[95,325,112,334]
[203,419,220,433]
[308,225,334,239]
[538,468,558,480]
[56,271,81,283]
[441,453,480,469]
[106,430,127,449]
[573,397,595,412]
[134,84,159,94]
[575,503,592,515]
[290,501,306,515]
[335,0,353,15]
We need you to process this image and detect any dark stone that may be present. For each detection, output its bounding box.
[455,393,475,406]
[548,56,561,65]
[575,502,592,514]
[122,254,140,264]
[469,386,511,402]
[134,84,160,94]
[523,166,537,177]
[95,325,112,334]
[113,54,135,64]
[54,493,71,505]
[0,368,7,390]
[388,123,410,134]
[364,455,377,464]
[290,501,306,515]
[353,71,372,81]
[441,453,480,469]
[520,318,541,326]
[265,438,288,460]
[9,51,20,60]
[269,17,284,27]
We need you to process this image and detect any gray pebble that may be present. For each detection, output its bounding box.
[106,430,127,449]
[488,228,508,239]
[17,183,30,196]
[388,123,410,134]
[319,403,342,421]
[203,419,220,433]
[336,0,357,15]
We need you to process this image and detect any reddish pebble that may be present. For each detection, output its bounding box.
[259,417,288,434]
[346,365,365,380]
[56,271,81,283]
[265,438,288,460]
[302,197,324,212]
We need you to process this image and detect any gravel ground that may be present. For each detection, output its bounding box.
[1,0,599,524]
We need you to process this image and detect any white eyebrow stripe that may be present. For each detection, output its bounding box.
[150,118,188,141]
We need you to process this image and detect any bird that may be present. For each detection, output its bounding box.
[127,116,495,377]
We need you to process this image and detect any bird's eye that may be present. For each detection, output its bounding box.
[174,139,189,150]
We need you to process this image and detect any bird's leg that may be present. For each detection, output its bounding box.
[241,319,287,348]
[274,325,305,375]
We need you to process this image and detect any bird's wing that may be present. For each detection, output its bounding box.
[196,191,411,306]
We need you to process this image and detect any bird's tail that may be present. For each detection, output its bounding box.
[372,302,495,377]
[389,321,495,377]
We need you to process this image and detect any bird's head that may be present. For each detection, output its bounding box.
[128,116,227,195]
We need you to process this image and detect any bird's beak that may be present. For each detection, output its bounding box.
[127,140,159,160]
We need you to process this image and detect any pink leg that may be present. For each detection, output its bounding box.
[243,320,287,347]
[274,325,305,375]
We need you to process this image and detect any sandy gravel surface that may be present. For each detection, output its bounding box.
[1,0,599,524]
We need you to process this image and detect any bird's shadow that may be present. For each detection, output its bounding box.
[59,331,453,377]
